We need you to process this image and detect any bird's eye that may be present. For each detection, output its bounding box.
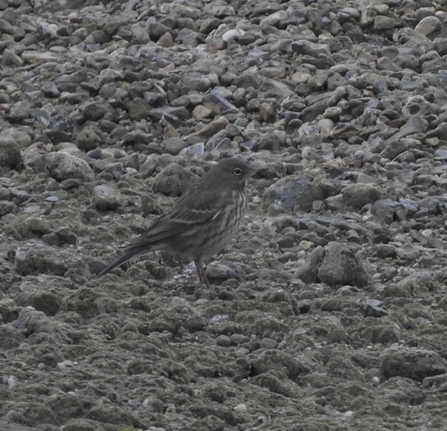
[234,167,243,176]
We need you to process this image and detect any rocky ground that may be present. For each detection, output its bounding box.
[1,0,447,429]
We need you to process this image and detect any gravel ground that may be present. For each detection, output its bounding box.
[2,0,447,430]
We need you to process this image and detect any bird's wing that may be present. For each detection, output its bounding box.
[135,188,224,245]
[95,190,223,278]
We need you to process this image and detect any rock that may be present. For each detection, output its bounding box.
[179,142,205,158]
[128,97,152,121]
[26,217,50,235]
[0,127,31,149]
[0,141,23,173]
[15,283,63,316]
[374,16,399,30]
[258,132,282,151]
[186,117,229,144]
[259,77,294,99]
[41,81,60,98]
[380,139,410,160]
[381,347,447,382]
[45,152,95,182]
[402,95,436,120]
[92,185,121,211]
[317,242,369,287]
[362,299,388,318]
[15,242,73,276]
[183,75,212,92]
[192,105,213,120]
[373,244,396,258]
[202,93,238,114]
[2,49,23,67]
[0,201,16,216]
[296,241,370,287]
[395,243,421,262]
[206,261,242,284]
[263,176,323,215]
[414,16,442,37]
[75,125,102,151]
[0,324,24,350]
[163,138,188,155]
[381,117,427,147]
[81,101,108,121]
[371,199,402,224]
[54,227,77,245]
[152,163,198,196]
[434,37,447,56]
[291,40,330,56]
[342,184,381,209]
[148,21,172,41]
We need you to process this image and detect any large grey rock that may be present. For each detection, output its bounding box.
[45,152,95,182]
[263,176,323,215]
[295,242,369,288]
[152,163,198,196]
[381,347,447,382]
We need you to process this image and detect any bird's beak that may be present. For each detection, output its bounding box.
[248,164,267,177]
[248,166,258,177]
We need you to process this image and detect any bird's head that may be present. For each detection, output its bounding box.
[210,157,256,190]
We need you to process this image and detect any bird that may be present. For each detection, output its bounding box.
[96,156,256,286]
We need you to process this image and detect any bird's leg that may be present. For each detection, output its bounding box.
[193,258,203,284]
[194,258,209,287]
[202,269,210,288]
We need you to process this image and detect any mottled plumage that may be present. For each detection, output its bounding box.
[96,157,255,285]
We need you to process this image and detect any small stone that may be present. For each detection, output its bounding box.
[26,217,50,235]
[233,404,247,413]
[152,163,198,196]
[396,243,420,261]
[128,97,152,121]
[434,38,447,56]
[0,141,23,173]
[373,16,399,30]
[158,32,173,47]
[0,128,31,149]
[81,101,107,121]
[373,244,396,258]
[15,242,72,276]
[414,16,441,36]
[342,184,381,209]
[0,201,16,216]
[222,28,245,42]
[163,138,188,155]
[186,117,229,144]
[192,105,213,120]
[76,126,102,151]
[362,299,388,318]
[41,81,60,98]
[317,242,369,288]
[2,49,23,67]
[15,285,63,316]
[45,152,95,182]
[92,185,121,211]
[263,176,323,215]
[206,261,242,284]
[381,347,447,381]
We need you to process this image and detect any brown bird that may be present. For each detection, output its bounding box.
[96,157,256,286]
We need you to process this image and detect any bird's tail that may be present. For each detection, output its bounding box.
[95,244,151,278]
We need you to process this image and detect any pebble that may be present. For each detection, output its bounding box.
[263,176,323,215]
[92,185,121,211]
[381,347,447,381]
[45,152,95,182]
[152,163,198,196]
